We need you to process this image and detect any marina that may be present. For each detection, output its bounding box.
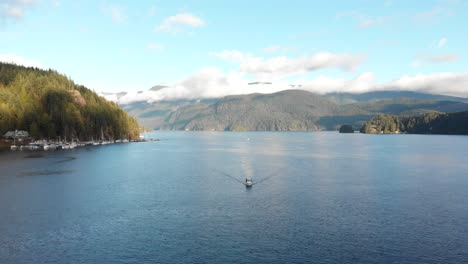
[2,130,159,152]
[6,138,159,151]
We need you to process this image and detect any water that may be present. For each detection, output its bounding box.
[1,132,467,264]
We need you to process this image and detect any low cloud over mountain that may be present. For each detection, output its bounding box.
[101,69,468,104]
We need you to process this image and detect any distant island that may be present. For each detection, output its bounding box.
[360,111,468,135]
[339,125,354,133]
[0,63,140,144]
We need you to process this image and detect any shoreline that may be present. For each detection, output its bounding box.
[5,138,159,151]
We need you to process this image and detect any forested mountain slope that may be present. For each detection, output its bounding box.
[123,89,468,131]
[0,63,140,140]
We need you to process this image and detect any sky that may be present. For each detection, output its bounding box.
[1,0,468,103]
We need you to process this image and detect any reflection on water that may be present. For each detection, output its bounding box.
[17,170,73,176]
[239,138,254,179]
[22,154,76,162]
[24,154,45,159]
[0,132,467,264]
[53,156,77,163]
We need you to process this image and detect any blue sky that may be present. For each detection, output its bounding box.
[1,0,468,101]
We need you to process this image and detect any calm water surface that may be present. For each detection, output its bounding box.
[0,132,467,263]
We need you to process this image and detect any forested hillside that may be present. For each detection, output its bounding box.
[121,89,468,131]
[164,90,338,131]
[360,111,468,135]
[0,63,140,140]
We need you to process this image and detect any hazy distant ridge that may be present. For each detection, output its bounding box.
[121,89,468,131]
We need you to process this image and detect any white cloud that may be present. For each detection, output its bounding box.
[107,69,376,104]
[381,72,468,97]
[104,51,368,104]
[110,68,288,104]
[156,13,205,32]
[299,73,376,94]
[0,54,42,68]
[0,0,37,21]
[104,68,468,104]
[438,37,447,47]
[210,50,365,79]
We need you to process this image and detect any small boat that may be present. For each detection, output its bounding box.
[23,143,41,150]
[44,143,58,150]
[10,145,18,150]
[245,177,253,187]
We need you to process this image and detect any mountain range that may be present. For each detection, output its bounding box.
[114,88,468,131]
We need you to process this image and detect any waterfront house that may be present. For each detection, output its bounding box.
[3,130,30,140]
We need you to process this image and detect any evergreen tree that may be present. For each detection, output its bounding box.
[0,62,140,140]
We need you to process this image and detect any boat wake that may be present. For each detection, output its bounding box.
[213,169,246,185]
[213,169,280,187]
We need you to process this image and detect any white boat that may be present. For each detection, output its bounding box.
[44,144,58,150]
[10,145,18,150]
[23,143,41,150]
[245,177,253,187]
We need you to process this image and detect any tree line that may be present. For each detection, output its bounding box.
[0,62,140,140]
[360,111,468,135]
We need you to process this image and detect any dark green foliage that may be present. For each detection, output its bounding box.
[360,114,402,134]
[361,111,468,135]
[168,90,337,131]
[126,89,468,131]
[0,63,140,140]
[339,125,354,133]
